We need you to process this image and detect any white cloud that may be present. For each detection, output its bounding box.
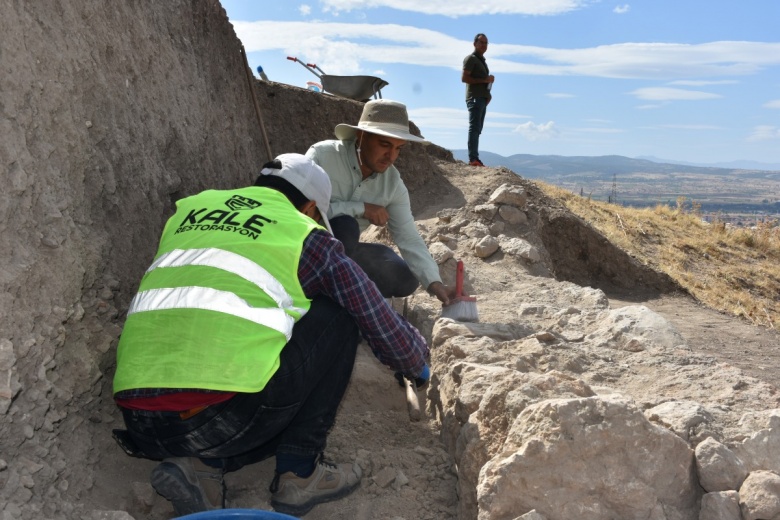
[630,87,722,101]
[747,125,780,141]
[232,21,780,80]
[319,0,594,17]
[531,41,780,79]
[408,107,531,131]
[613,4,630,14]
[636,104,665,110]
[407,107,465,129]
[764,100,780,109]
[514,121,559,141]
[299,4,312,15]
[668,80,738,86]
[546,92,575,98]
[572,127,624,134]
[488,111,534,119]
[659,124,723,130]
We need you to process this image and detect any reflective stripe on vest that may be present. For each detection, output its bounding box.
[146,247,304,311]
[128,247,307,341]
[128,286,296,341]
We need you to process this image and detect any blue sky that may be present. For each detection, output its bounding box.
[223,1,780,166]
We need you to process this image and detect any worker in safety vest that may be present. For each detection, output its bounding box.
[112,153,429,517]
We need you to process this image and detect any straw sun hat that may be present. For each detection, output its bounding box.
[334,99,428,144]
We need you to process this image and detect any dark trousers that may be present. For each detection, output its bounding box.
[120,296,360,472]
[467,96,488,162]
[330,214,419,298]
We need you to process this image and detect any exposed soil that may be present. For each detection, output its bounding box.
[608,292,780,390]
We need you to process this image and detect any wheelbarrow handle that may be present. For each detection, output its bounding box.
[305,62,326,75]
[287,56,322,79]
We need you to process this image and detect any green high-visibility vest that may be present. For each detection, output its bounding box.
[113,187,322,394]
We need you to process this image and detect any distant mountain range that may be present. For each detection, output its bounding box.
[451,150,780,181]
[636,156,780,172]
[450,149,780,213]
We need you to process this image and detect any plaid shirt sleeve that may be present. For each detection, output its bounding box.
[298,229,429,377]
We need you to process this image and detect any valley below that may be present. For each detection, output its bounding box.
[456,150,780,225]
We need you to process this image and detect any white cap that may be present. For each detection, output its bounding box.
[260,153,333,234]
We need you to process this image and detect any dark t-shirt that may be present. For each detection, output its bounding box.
[463,52,491,100]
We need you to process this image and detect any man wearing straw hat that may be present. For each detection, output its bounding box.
[112,154,429,517]
[306,99,456,305]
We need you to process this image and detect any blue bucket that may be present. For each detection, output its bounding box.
[175,509,299,520]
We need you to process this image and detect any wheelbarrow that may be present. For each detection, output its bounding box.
[287,56,388,102]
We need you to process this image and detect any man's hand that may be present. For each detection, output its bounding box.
[363,203,390,226]
[486,74,495,84]
[427,281,457,306]
[395,364,430,390]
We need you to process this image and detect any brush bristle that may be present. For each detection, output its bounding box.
[440,297,479,322]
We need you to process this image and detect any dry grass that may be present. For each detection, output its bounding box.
[541,183,780,329]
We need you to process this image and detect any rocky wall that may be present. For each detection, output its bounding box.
[408,179,780,520]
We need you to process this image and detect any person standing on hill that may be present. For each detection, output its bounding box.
[462,33,494,167]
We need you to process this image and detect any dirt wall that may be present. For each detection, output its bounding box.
[1,1,267,517]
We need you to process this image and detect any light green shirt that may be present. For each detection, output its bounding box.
[306,139,442,289]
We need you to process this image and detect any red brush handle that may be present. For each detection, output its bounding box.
[455,260,464,298]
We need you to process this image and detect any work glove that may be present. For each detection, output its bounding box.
[394,364,430,390]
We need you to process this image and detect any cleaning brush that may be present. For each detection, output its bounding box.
[440,260,478,322]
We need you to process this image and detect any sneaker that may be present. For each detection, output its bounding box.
[269,455,362,516]
[150,457,225,516]
[469,159,485,167]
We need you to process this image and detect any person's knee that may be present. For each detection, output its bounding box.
[288,297,359,373]
[311,298,360,368]
[394,274,419,297]
[329,215,360,254]
[353,245,418,297]
[383,262,418,297]
[306,296,356,325]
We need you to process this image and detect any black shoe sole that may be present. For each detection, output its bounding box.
[151,461,210,516]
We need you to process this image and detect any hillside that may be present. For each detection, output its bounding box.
[453,150,780,215]
[3,2,780,520]
[538,184,780,330]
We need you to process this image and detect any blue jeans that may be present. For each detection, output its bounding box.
[467,96,488,162]
[330,215,419,297]
[120,296,360,472]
